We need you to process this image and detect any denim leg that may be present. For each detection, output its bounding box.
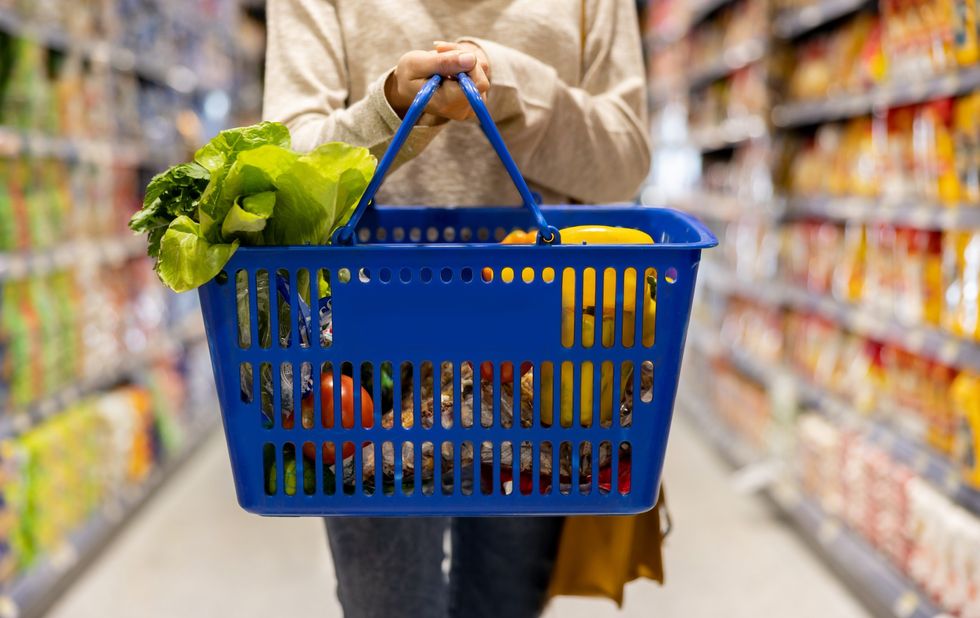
[448,517,564,618]
[325,517,450,618]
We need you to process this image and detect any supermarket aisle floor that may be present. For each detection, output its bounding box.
[48,416,869,618]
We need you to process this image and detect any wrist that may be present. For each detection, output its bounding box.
[384,70,410,117]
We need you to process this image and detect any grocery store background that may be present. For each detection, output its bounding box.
[0,0,977,617]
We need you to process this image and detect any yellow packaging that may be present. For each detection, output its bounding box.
[953,0,980,65]
[951,370,980,489]
[955,94,980,205]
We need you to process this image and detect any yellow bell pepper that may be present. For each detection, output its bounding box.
[551,226,655,427]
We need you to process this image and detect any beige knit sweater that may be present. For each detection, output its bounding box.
[263,0,650,207]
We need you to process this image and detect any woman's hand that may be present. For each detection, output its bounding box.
[385,43,491,121]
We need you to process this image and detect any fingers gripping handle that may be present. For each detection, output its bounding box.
[332,73,559,246]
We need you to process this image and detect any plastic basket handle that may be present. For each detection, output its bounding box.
[331,72,560,245]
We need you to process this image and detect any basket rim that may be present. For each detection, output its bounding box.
[230,206,718,251]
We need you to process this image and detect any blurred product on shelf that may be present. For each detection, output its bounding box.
[786,0,979,103]
[951,370,980,487]
[715,219,980,341]
[0,0,251,612]
[798,414,980,617]
[710,363,772,451]
[784,94,979,206]
[0,349,214,585]
[0,259,175,411]
[787,12,885,100]
[701,141,774,200]
[688,0,768,68]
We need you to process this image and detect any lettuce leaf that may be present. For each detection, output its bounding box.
[193,121,290,174]
[130,122,376,293]
[157,216,239,293]
[129,162,209,258]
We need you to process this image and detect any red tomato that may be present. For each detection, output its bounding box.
[480,361,534,384]
[319,373,374,465]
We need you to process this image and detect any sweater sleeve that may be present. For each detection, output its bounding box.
[262,0,444,167]
[459,0,650,204]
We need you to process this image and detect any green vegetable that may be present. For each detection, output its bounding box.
[129,121,377,293]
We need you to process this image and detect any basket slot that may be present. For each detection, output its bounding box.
[372,361,384,431]
[518,361,532,428]
[558,441,572,495]
[602,267,617,349]
[519,441,532,495]
[459,362,473,429]
[622,267,637,347]
[640,361,654,404]
[381,441,394,496]
[418,362,433,430]
[414,361,426,430]
[235,270,251,348]
[642,267,657,348]
[599,441,612,495]
[599,361,613,428]
[396,362,411,429]
[620,361,634,428]
[363,442,375,496]
[480,441,493,495]
[563,361,577,429]
[560,268,574,348]
[460,441,474,495]
[441,441,453,495]
[280,363,293,429]
[301,441,316,496]
[321,443,335,495]
[342,441,356,495]
[539,441,553,495]
[316,268,332,349]
[256,269,270,349]
[299,362,312,428]
[399,442,413,496]
[275,269,291,348]
[260,362,274,429]
[501,441,513,495]
[240,362,253,404]
[579,442,591,495]
[580,361,593,428]
[351,439,362,495]
[421,442,435,496]
[490,363,514,429]
[319,362,331,429]
[585,266,598,349]
[294,268,310,349]
[619,442,632,495]
[440,362,454,429]
[379,361,393,429]
[539,361,553,428]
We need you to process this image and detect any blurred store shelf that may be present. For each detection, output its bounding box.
[688,328,980,518]
[701,265,980,370]
[772,0,874,39]
[0,236,146,283]
[670,190,783,221]
[0,416,217,618]
[688,37,767,90]
[0,127,146,165]
[680,392,946,618]
[691,114,768,151]
[773,65,980,127]
[0,316,206,441]
[0,8,199,94]
[788,194,980,230]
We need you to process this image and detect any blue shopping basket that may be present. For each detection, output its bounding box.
[198,73,717,516]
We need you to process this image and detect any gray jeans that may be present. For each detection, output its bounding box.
[325,517,564,618]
